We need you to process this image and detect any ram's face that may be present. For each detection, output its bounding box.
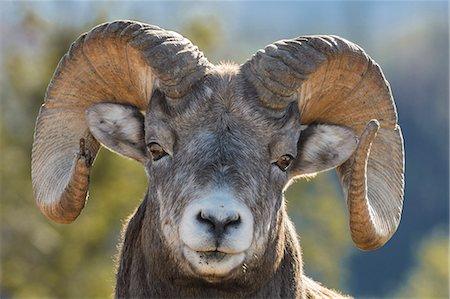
[143,75,303,281]
[84,69,357,282]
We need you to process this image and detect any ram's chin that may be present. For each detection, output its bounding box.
[183,247,245,282]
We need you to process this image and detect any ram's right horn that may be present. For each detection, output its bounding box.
[242,35,405,250]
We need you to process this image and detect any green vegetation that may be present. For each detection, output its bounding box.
[393,228,449,299]
[286,174,354,293]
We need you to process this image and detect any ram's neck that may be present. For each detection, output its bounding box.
[115,195,150,298]
[248,217,305,298]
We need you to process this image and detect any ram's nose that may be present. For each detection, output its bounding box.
[179,190,254,253]
[196,208,241,240]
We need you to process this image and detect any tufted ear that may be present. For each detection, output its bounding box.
[289,124,358,176]
[86,103,147,164]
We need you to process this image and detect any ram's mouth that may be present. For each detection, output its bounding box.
[197,250,228,262]
[182,246,245,281]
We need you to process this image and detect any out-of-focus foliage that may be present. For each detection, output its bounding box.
[285,174,354,293]
[182,16,222,59]
[1,2,448,298]
[392,228,449,298]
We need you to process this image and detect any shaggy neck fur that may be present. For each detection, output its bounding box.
[115,192,305,298]
[115,193,349,299]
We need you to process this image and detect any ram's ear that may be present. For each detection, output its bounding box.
[290,124,358,176]
[86,103,147,164]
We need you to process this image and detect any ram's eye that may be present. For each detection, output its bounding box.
[148,143,167,161]
[274,154,294,171]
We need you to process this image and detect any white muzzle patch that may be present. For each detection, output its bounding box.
[179,190,254,277]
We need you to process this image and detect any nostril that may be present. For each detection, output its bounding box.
[225,214,241,227]
[197,211,215,228]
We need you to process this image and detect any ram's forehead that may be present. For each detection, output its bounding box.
[170,69,283,137]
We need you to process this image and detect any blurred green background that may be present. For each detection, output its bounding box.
[0,1,448,298]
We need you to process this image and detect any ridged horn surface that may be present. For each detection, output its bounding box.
[242,35,405,250]
[32,20,211,224]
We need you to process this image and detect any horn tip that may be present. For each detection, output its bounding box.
[353,237,388,251]
[367,119,380,129]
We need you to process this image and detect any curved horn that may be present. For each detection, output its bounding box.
[242,35,404,250]
[32,20,211,224]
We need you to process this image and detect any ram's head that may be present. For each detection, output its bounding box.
[32,21,404,281]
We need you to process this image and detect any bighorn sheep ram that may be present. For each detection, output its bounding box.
[32,20,404,298]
